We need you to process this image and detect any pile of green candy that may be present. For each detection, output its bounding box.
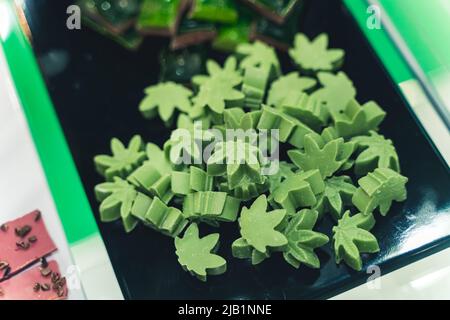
[94,33,408,281]
[77,0,304,51]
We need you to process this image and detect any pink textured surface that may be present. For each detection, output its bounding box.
[0,210,57,279]
[0,260,67,300]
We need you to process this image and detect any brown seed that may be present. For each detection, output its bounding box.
[40,267,52,277]
[57,287,65,297]
[0,224,8,232]
[28,235,37,243]
[15,225,32,238]
[34,211,42,222]
[16,241,30,250]
[33,283,41,292]
[51,272,60,283]
[40,283,50,291]
[0,261,9,271]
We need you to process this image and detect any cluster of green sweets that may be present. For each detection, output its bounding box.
[94,34,408,281]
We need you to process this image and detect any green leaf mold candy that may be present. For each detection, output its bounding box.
[130,192,188,237]
[238,195,288,254]
[288,131,355,178]
[175,223,227,281]
[95,177,138,233]
[313,176,357,220]
[352,168,408,216]
[171,166,214,195]
[242,66,270,109]
[267,72,316,109]
[332,211,379,271]
[289,33,344,73]
[352,131,400,175]
[271,169,325,214]
[94,135,146,181]
[332,99,386,139]
[192,56,242,87]
[283,209,329,269]
[236,40,281,78]
[311,72,356,113]
[139,82,193,123]
[257,105,315,148]
[183,191,241,223]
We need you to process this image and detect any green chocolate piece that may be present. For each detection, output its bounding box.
[94,135,146,181]
[189,0,238,24]
[332,99,386,139]
[236,41,281,78]
[95,177,138,233]
[288,131,355,178]
[175,223,227,281]
[352,131,400,176]
[238,195,288,254]
[352,168,408,216]
[137,0,188,36]
[333,211,379,271]
[139,82,193,123]
[131,192,188,237]
[183,191,241,223]
[192,56,242,88]
[242,66,270,109]
[240,0,301,24]
[272,170,325,214]
[267,72,316,108]
[283,209,329,269]
[289,33,344,74]
[313,176,357,220]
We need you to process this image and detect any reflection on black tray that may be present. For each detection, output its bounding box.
[24,0,450,299]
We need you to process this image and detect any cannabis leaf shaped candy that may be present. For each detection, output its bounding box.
[352,168,408,216]
[192,56,242,86]
[175,223,227,281]
[267,72,317,108]
[281,92,329,132]
[352,131,400,175]
[332,99,386,139]
[239,195,288,254]
[289,33,344,73]
[139,82,193,122]
[236,40,281,77]
[283,209,329,269]
[288,132,355,178]
[314,176,357,220]
[311,72,356,113]
[271,170,325,214]
[94,177,138,233]
[242,65,270,109]
[191,76,244,114]
[94,135,146,181]
[332,211,379,271]
[207,140,264,189]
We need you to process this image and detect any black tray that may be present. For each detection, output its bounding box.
[24,0,450,299]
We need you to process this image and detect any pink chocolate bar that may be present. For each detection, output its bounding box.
[0,260,67,300]
[0,210,57,279]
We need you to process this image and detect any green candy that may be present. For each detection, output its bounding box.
[139,82,193,124]
[95,177,138,233]
[94,135,146,181]
[289,33,345,74]
[242,66,270,109]
[236,41,281,78]
[352,131,400,176]
[333,211,379,271]
[288,132,355,178]
[175,223,227,281]
[238,195,288,254]
[283,209,329,269]
[352,168,408,216]
[183,191,241,223]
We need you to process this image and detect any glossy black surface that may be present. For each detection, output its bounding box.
[24,0,450,299]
